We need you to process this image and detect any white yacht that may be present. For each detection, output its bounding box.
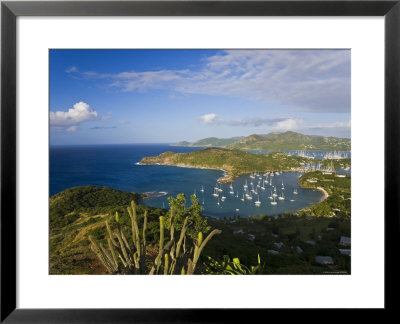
[212,188,219,197]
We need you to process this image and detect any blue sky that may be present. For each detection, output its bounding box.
[50,49,351,145]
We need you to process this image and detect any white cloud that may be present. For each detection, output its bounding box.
[65,66,78,73]
[300,120,351,138]
[329,120,351,128]
[50,102,98,130]
[272,118,303,131]
[69,50,350,113]
[199,113,295,128]
[199,113,218,124]
[66,126,78,132]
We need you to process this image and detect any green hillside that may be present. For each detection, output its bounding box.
[49,186,162,274]
[172,131,350,151]
[139,147,314,182]
[298,171,351,218]
[50,185,142,228]
[226,131,351,151]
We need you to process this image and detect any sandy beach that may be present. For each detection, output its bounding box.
[317,186,329,202]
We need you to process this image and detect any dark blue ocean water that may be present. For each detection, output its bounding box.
[50,144,328,218]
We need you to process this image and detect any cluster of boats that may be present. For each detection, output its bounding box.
[206,171,299,208]
[287,150,350,160]
[300,160,350,173]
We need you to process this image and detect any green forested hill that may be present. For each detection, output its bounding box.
[50,185,141,228]
[139,148,314,182]
[298,171,351,217]
[226,131,351,151]
[172,131,350,151]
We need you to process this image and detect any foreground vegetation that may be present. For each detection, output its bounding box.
[139,148,314,182]
[50,185,350,275]
[89,200,221,275]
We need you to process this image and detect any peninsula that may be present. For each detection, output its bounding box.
[139,147,315,183]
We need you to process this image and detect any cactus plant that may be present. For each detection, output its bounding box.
[89,196,221,275]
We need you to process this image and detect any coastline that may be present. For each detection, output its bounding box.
[316,186,329,202]
[137,161,305,184]
[137,162,230,183]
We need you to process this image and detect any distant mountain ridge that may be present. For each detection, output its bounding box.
[171,136,243,147]
[172,131,350,151]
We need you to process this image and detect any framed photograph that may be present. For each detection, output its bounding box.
[1,0,398,321]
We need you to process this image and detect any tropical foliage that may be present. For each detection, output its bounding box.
[89,200,221,274]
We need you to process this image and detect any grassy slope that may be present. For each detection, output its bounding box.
[49,186,164,274]
[139,148,314,182]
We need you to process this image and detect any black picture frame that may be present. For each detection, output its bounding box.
[1,0,398,322]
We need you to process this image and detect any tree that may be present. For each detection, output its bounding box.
[166,193,210,240]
